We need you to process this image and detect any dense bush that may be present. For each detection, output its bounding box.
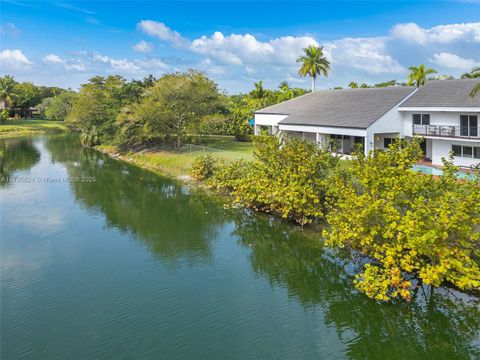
[323,139,480,301]
[191,154,218,181]
[203,136,480,301]
[214,135,339,225]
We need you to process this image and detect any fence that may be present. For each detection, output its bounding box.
[180,143,224,153]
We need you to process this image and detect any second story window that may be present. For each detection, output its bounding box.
[413,114,430,125]
[460,115,478,137]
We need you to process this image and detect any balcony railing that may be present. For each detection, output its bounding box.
[413,124,480,139]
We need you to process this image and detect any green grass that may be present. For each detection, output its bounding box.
[0,119,69,138]
[96,135,254,178]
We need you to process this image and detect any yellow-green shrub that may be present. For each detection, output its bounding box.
[215,135,339,225]
[191,154,218,181]
[323,139,480,301]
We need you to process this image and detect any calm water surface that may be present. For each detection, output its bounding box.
[1,136,479,360]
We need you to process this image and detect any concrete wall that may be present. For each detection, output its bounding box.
[431,139,480,167]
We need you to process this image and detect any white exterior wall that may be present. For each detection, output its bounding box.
[401,109,480,137]
[254,113,288,135]
[254,113,289,126]
[432,139,480,167]
[365,101,406,153]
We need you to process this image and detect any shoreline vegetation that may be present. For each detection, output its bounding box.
[190,136,480,301]
[95,135,254,179]
[94,133,480,302]
[0,119,69,138]
[1,67,479,303]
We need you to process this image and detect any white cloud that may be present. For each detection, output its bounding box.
[430,52,477,69]
[64,63,86,72]
[138,20,403,77]
[92,52,167,74]
[92,53,141,72]
[391,22,480,44]
[324,37,404,74]
[133,40,153,53]
[137,20,188,47]
[189,31,318,66]
[42,53,86,72]
[43,54,63,64]
[0,49,32,69]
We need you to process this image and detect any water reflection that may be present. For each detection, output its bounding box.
[44,136,226,263]
[0,138,41,186]
[2,135,477,360]
[232,211,480,360]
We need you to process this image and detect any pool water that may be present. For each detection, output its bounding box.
[412,164,478,180]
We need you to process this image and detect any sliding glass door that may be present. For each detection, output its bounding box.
[460,115,478,137]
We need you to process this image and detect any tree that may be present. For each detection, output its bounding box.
[374,80,397,87]
[323,139,480,301]
[0,75,17,110]
[296,45,330,92]
[67,75,128,146]
[12,82,43,111]
[461,66,480,79]
[278,81,290,92]
[212,135,340,225]
[250,80,269,99]
[407,65,437,87]
[45,91,77,120]
[35,97,54,118]
[117,70,222,148]
[470,82,480,98]
[348,82,358,89]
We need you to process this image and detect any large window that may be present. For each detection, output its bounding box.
[413,114,430,125]
[460,115,478,137]
[383,137,394,148]
[452,144,480,159]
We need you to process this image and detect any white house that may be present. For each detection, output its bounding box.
[254,79,480,168]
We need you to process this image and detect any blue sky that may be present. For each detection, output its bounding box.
[1,0,479,93]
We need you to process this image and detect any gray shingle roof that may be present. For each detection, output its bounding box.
[399,79,480,108]
[256,86,415,129]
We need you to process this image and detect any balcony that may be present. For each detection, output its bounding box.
[412,124,480,139]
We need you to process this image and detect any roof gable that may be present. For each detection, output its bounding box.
[256,86,415,129]
[399,79,480,108]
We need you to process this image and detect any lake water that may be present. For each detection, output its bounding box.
[1,135,479,360]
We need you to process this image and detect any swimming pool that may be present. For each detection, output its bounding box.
[411,164,478,180]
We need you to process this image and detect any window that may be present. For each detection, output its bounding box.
[460,115,478,137]
[452,144,480,158]
[452,145,462,157]
[384,138,394,148]
[413,114,421,125]
[413,114,430,125]
[463,146,473,158]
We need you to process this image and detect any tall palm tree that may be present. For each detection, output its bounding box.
[250,80,267,99]
[461,66,480,79]
[0,75,16,110]
[278,81,290,92]
[348,82,358,89]
[296,45,330,92]
[407,65,437,87]
[470,82,480,97]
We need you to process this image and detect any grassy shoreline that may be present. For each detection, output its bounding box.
[0,119,69,138]
[95,135,254,180]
